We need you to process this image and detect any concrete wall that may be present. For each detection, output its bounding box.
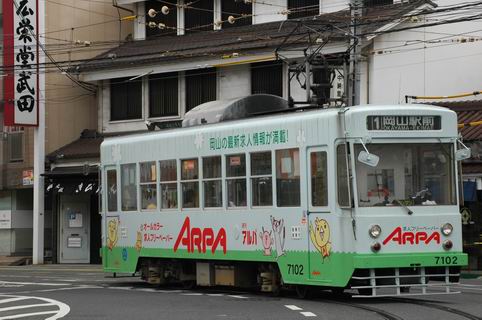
[367,0,482,104]
[44,0,133,154]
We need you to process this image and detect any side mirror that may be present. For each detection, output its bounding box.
[358,150,380,167]
[455,148,471,161]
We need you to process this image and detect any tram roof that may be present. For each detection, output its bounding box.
[101,104,456,149]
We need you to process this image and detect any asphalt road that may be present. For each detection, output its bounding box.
[0,265,481,320]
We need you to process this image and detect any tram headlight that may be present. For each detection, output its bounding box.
[441,223,453,236]
[369,225,382,239]
[443,240,453,250]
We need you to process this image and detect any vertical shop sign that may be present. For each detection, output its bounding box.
[3,0,39,126]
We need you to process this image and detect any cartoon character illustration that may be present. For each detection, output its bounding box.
[259,227,273,256]
[309,218,331,261]
[107,219,119,251]
[135,231,142,252]
[270,216,285,258]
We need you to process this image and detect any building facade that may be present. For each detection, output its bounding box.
[1,0,132,262]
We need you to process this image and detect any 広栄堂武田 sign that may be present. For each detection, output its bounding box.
[3,0,39,126]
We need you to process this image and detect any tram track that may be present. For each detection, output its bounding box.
[390,298,482,320]
[323,299,405,320]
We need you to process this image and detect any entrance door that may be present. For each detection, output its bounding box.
[59,195,90,263]
[306,147,331,280]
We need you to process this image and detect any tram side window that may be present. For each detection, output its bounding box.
[226,154,247,207]
[251,152,272,206]
[276,149,300,207]
[107,169,117,212]
[337,144,351,207]
[140,162,157,210]
[160,160,177,209]
[311,151,328,206]
[121,164,137,211]
[181,159,199,208]
[203,156,222,208]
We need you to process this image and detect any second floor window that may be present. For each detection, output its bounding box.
[110,77,142,121]
[149,72,179,118]
[251,61,283,97]
[185,68,217,112]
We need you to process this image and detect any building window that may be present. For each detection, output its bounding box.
[276,148,300,207]
[184,0,213,33]
[203,156,222,208]
[107,169,117,212]
[110,77,142,121]
[181,159,199,208]
[251,152,272,206]
[251,61,283,97]
[310,151,328,206]
[149,72,179,118]
[363,0,393,7]
[226,154,247,207]
[185,68,217,112]
[140,162,157,210]
[160,160,178,209]
[221,0,252,28]
[288,0,319,19]
[121,164,138,211]
[8,130,24,162]
[145,0,177,38]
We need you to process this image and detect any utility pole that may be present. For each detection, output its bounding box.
[347,0,362,106]
[33,0,45,265]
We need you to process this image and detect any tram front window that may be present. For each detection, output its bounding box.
[355,143,456,207]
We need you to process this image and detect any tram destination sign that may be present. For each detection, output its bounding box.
[367,115,441,131]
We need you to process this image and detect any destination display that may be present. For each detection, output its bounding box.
[367,115,441,131]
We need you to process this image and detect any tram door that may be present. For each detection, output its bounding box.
[306,147,331,280]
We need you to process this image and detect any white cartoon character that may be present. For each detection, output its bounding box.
[271,216,285,258]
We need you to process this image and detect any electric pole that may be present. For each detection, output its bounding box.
[348,0,362,106]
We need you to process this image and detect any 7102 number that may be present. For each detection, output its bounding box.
[435,256,458,265]
[287,264,304,275]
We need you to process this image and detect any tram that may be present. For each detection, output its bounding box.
[100,95,468,297]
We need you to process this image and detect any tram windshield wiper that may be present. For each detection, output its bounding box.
[392,199,413,215]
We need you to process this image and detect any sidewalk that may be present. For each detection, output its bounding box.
[0,256,31,266]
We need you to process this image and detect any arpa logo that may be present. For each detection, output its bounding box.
[382,226,440,246]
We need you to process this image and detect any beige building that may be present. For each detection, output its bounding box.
[0,0,133,262]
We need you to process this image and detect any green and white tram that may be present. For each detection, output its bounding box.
[100,96,468,297]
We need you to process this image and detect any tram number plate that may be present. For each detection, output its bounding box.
[287,264,304,275]
[367,115,441,131]
[435,256,458,265]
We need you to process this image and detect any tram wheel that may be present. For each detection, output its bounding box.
[296,285,311,299]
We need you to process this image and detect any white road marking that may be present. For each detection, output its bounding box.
[285,305,303,311]
[206,293,225,297]
[0,294,70,320]
[227,295,248,299]
[0,310,58,319]
[182,293,203,296]
[137,289,157,292]
[0,281,68,287]
[300,311,317,317]
[0,303,54,313]
[107,287,133,290]
[0,297,32,304]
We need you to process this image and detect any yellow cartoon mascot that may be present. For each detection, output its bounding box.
[135,231,142,252]
[309,218,331,261]
[107,219,118,251]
